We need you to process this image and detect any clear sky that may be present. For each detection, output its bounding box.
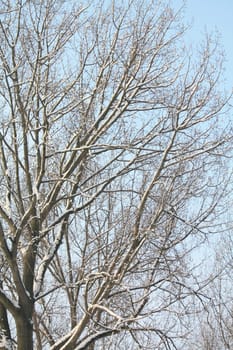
[174,0,233,90]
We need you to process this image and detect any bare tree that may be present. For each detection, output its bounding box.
[0,0,232,349]
[189,235,233,350]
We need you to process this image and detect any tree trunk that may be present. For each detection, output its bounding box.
[16,315,33,350]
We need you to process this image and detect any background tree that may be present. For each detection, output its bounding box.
[0,0,232,349]
[189,235,233,350]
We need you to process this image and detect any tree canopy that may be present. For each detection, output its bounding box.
[0,1,232,349]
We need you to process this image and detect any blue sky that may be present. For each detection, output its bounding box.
[174,0,233,90]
